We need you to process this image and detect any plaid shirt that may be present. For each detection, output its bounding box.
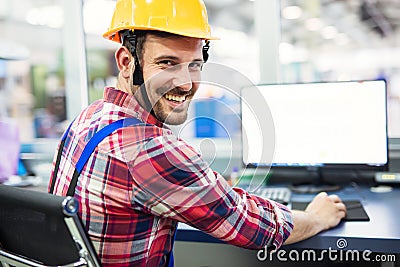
[49,87,293,267]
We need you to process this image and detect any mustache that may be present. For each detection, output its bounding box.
[156,86,195,98]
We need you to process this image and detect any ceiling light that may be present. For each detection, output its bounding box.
[305,18,323,31]
[321,26,338,39]
[26,6,63,29]
[282,5,303,20]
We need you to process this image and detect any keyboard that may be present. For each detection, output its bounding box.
[252,187,292,205]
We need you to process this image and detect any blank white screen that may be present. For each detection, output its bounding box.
[241,80,388,166]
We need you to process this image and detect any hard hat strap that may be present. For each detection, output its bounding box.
[203,40,210,63]
[120,30,144,86]
[121,30,153,111]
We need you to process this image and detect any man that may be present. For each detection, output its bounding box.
[49,0,346,266]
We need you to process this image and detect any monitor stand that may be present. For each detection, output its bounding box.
[288,167,341,194]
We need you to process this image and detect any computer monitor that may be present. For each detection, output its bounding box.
[241,80,388,188]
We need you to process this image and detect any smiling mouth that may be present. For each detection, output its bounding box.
[164,93,187,104]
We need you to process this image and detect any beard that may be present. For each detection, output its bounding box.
[151,99,189,125]
[152,86,195,125]
[132,82,195,125]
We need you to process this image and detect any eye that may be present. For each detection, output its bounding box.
[158,60,175,68]
[188,61,204,71]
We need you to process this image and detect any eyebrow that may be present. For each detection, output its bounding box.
[154,55,179,62]
[154,55,204,63]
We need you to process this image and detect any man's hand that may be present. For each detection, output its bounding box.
[284,192,346,245]
[305,192,347,231]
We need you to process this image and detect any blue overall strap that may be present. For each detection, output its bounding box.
[61,120,74,141]
[49,120,75,194]
[66,117,143,196]
[75,118,142,173]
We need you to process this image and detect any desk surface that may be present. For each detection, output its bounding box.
[177,185,400,254]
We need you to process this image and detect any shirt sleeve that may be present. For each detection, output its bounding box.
[128,134,293,250]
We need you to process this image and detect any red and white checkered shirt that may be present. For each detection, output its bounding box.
[49,87,293,267]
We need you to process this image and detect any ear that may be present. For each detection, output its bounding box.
[115,46,133,79]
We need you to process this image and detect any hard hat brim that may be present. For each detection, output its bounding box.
[103,26,220,43]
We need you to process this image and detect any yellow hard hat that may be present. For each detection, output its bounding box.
[103,0,218,43]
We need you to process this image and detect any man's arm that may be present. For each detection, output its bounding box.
[284,192,346,245]
[130,134,293,249]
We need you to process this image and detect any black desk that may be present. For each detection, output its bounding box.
[175,185,400,266]
[285,185,400,254]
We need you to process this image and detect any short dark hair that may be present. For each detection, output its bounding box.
[121,30,184,61]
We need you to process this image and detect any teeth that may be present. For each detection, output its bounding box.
[165,94,186,102]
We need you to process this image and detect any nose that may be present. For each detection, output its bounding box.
[172,64,193,92]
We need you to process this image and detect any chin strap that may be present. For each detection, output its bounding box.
[202,40,210,63]
[120,30,144,86]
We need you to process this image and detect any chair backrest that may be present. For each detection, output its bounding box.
[0,184,102,267]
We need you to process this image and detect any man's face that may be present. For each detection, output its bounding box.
[138,34,203,125]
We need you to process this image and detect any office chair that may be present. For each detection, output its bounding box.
[0,184,102,267]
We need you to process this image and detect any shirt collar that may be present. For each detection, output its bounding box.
[103,87,164,127]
